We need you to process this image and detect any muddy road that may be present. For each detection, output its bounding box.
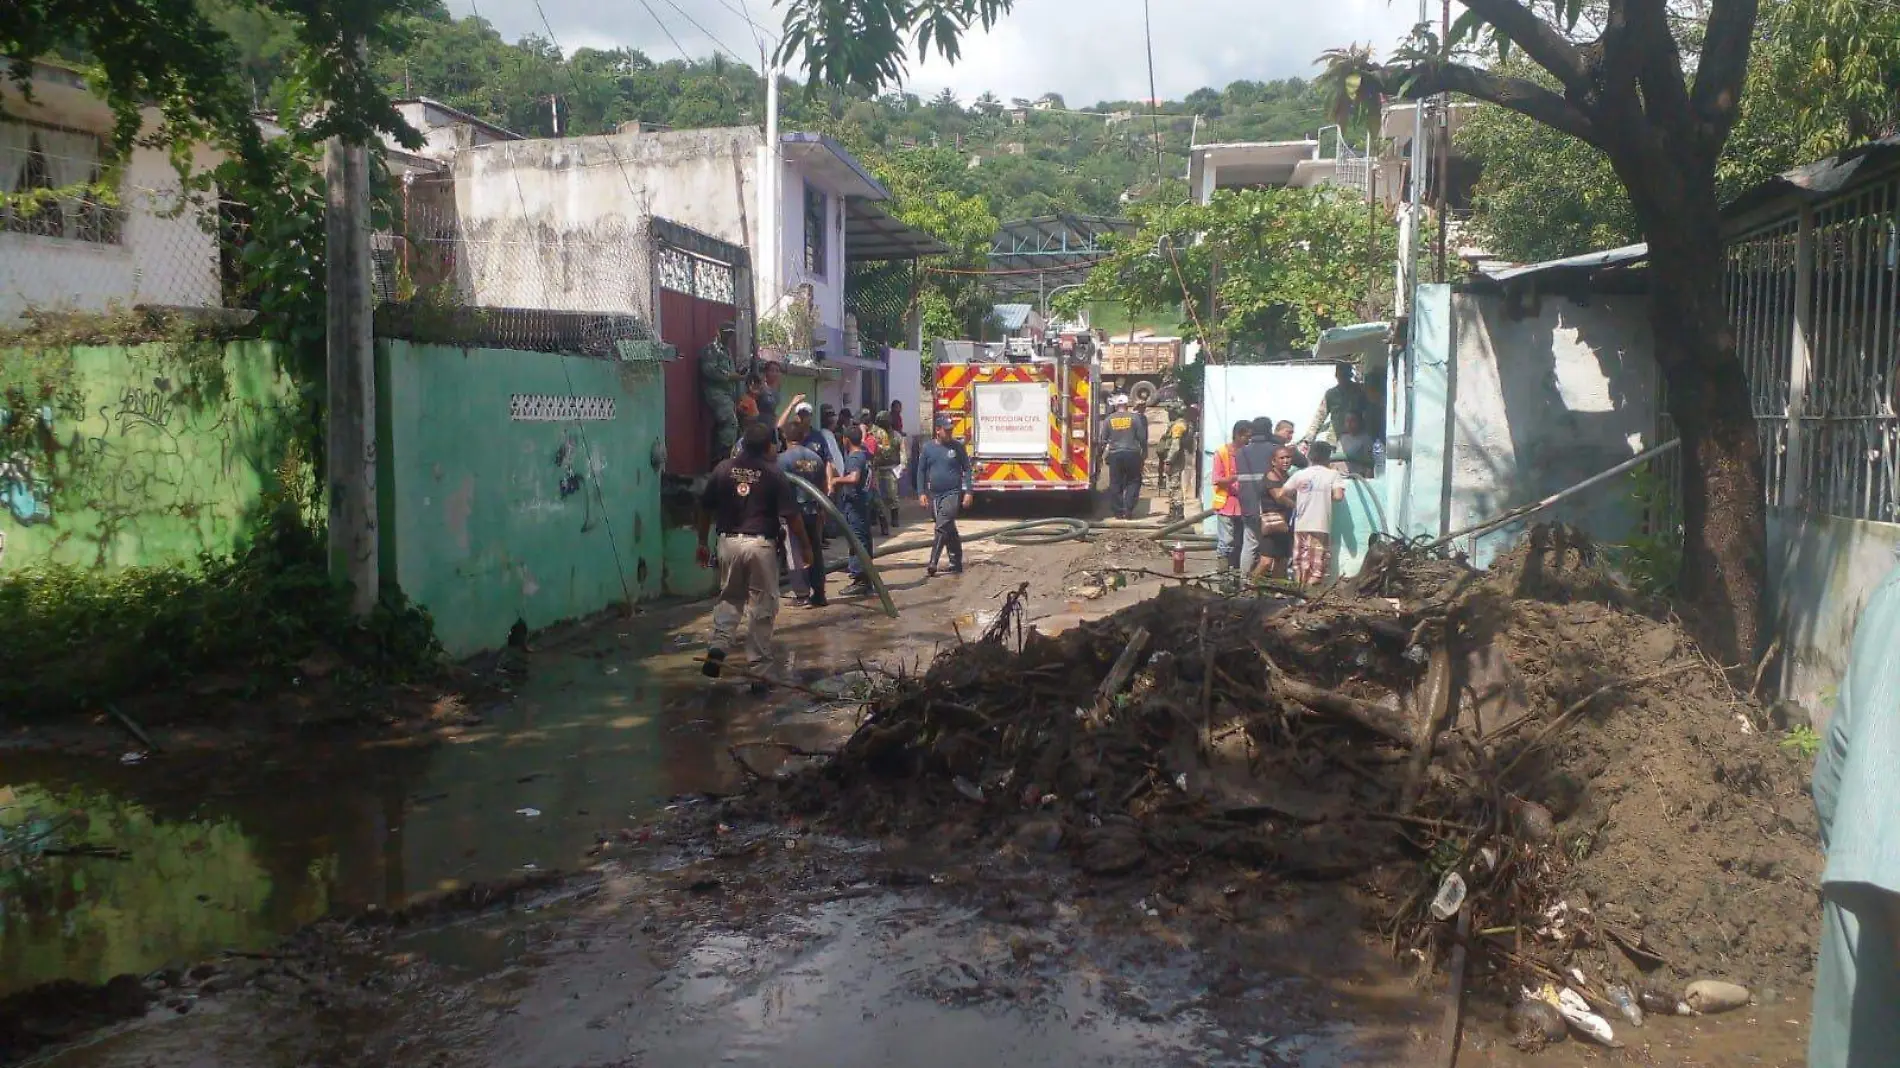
[1,497,1815,1067]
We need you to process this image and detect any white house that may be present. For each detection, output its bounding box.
[0,60,225,322]
[447,126,943,405]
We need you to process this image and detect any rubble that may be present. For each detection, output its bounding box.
[750,526,1821,1009]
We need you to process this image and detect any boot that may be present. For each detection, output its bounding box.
[1168,505,1184,521]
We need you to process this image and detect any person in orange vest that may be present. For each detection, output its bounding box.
[1210,419,1253,573]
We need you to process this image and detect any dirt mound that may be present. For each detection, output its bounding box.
[751,527,1820,1004]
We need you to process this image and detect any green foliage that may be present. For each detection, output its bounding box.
[1072,187,1396,354]
[1604,464,1683,596]
[776,0,1014,94]
[0,496,441,719]
[4,0,425,185]
[1456,14,1886,264]
[1780,725,1822,759]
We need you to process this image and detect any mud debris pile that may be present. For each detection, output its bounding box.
[756,527,1821,1020]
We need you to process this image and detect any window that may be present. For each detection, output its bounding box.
[1,123,124,245]
[804,181,827,279]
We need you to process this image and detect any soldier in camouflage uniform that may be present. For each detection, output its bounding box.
[1157,405,1192,521]
[700,322,744,462]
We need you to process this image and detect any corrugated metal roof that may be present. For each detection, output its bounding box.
[1476,243,1648,283]
[1723,135,1900,220]
[991,303,1037,331]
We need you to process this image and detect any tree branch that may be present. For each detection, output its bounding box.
[1690,0,1759,150]
[1378,62,1599,145]
[1455,0,1591,94]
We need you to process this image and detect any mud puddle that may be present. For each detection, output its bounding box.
[0,616,908,999]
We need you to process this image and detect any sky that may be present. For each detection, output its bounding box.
[451,0,1423,106]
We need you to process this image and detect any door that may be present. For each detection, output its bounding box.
[657,247,737,476]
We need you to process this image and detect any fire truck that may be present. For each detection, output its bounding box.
[931,340,1097,499]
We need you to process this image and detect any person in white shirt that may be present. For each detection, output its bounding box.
[1272,441,1347,586]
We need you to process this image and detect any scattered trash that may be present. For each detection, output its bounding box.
[1431,872,1468,920]
[119,751,147,766]
[515,807,541,818]
[1606,983,1644,1026]
[1507,997,1567,1051]
[1684,979,1751,1014]
[1638,987,1687,1016]
[952,777,985,803]
[1554,987,1617,1046]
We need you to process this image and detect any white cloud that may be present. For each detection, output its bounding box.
[452,0,1421,106]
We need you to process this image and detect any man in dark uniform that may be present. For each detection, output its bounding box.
[834,425,875,597]
[696,423,811,692]
[777,421,834,608]
[1098,394,1149,520]
[914,414,973,578]
[700,322,744,461]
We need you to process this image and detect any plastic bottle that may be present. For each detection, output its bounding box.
[1606,984,1644,1026]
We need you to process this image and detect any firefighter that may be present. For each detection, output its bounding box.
[700,322,744,461]
[1156,405,1192,521]
[1098,394,1149,521]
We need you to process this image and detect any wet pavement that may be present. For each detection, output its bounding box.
[0,498,1816,1067]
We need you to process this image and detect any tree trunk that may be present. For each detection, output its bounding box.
[1631,188,1768,668]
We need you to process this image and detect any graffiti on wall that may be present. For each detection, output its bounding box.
[551,429,604,534]
[0,361,298,568]
[0,406,56,526]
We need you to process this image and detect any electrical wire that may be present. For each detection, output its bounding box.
[1141,0,1166,186]
[658,0,746,64]
[632,0,694,63]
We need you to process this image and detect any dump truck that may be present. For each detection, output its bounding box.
[1097,337,1182,408]
[932,340,1096,499]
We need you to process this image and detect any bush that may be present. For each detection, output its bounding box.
[0,507,440,717]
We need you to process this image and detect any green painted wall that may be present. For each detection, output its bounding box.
[377,341,669,657]
[0,340,299,572]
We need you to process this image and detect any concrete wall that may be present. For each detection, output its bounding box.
[1768,510,1900,728]
[0,340,299,571]
[1,107,223,321]
[782,168,848,351]
[1444,290,1658,567]
[452,128,857,347]
[376,340,669,657]
[1391,284,1658,567]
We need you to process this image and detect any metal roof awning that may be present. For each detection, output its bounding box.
[986,214,1136,294]
[1476,243,1649,283]
[1312,321,1391,359]
[844,197,951,261]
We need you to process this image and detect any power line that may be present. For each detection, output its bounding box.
[632,0,694,63]
[658,0,746,63]
[1141,0,1165,185]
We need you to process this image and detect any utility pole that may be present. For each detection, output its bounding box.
[325,81,379,619]
[1435,0,1451,283]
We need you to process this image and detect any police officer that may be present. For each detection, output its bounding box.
[1098,394,1149,520]
[700,322,744,461]
[696,422,811,692]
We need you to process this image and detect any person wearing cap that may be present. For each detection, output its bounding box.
[915,414,973,577]
[1098,394,1149,521]
[700,322,744,461]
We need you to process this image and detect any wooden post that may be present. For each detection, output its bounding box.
[326,135,379,617]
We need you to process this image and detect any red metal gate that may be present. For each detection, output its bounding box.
[657,246,737,476]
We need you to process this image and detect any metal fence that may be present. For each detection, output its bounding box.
[1720,170,1900,525]
[376,197,657,356]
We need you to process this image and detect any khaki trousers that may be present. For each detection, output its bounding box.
[710,533,780,673]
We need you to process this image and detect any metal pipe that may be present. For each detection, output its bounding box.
[1424,440,1681,553]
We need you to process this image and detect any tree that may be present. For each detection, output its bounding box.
[1059,187,1396,355]
[1315,4,1773,664]
[765,0,1869,663]
[5,0,426,177]
[931,86,960,113]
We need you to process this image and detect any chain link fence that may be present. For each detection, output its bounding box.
[1,136,240,324]
[374,195,659,357]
